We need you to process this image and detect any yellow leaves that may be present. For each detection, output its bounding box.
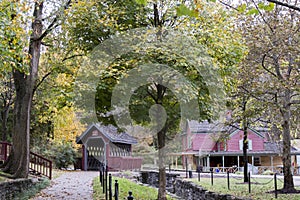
[55,73,72,87]
[52,106,85,146]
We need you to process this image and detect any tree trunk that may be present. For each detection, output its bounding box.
[242,124,248,182]
[156,83,167,200]
[152,3,167,199]
[242,100,248,183]
[3,2,43,178]
[281,89,295,192]
[9,71,32,178]
[158,129,167,200]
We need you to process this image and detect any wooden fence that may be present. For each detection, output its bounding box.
[108,156,143,171]
[0,141,52,179]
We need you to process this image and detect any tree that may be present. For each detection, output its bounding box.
[235,1,300,192]
[72,1,245,199]
[0,0,28,143]
[1,0,72,178]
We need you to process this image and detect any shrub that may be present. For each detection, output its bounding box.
[48,142,76,169]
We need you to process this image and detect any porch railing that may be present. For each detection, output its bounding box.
[202,166,299,175]
[0,141,52,179]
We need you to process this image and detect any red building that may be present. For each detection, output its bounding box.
[181,120,300,174]
[76,124,142,171]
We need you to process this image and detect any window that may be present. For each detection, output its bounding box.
[254,157,261,165]
[239,139,252,150]
[188,137,192,148]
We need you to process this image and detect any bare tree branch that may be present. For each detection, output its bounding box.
[262,53,278,78]
[290,100,300,105]
[33,72,52,96]
[251,0,274,32]
[38,0,72,41]
[218,0,239,11]
[62,54,85,62]
[266,0,300,12]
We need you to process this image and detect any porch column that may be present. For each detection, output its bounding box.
[207,155,210,169]
[175,156,178,169]
[171,156,174,169]
[251,156,254,174]
[237,156,240,169]
[84,145,88,171]
[222,156,225,171]
[271,156,274,172]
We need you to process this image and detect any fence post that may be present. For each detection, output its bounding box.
[274,173,278,199]
[109,174,112,200]
[185,157,188,178]
[248,172,251,193]
[227,170,230,190]
[114,180,119,200]
[210,168,213,186]
[127,191,134,200]
[102,165,105,194]
[105,165,108,200]
[100,166,103,186]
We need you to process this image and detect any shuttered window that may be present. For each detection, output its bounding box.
[239,139,252,150]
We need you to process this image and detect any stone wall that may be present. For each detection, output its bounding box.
[141,171,179,193]
[140,171,251,200]
[0,178,35,199]
[174,179,251,200]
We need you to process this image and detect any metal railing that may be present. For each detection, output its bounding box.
[0,141,52,179]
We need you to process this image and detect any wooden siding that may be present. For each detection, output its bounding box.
[226,130,264,152]
[192,134,217,151]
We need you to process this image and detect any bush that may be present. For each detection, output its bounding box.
[48,142,76,169]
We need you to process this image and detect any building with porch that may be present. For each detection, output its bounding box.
[76,124,142,171]
[180,120,300,174]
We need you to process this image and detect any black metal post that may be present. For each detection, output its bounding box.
[100,166,103,186]
[227,170,230,190]
[185,157,188,178]
[105,165,108,200]
[114,180,119,200]
[274,173,278,198]
[210,169,213,186]
[102,165,105,194]
[248,172,251,193]
[109,174,112,200]
[127,191,134,200]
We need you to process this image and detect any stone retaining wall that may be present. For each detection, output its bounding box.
[0,178,35,199]
[140,171,251,200]
[174,179,250,200]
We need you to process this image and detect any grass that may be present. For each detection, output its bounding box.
[0,168,65,199]
[93,175,176,200]
[16,178,50,200]
[191,175,300,200]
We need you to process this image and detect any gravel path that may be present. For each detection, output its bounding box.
[32,171,99,200]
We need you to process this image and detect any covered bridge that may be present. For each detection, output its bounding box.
[76,124,142,171]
